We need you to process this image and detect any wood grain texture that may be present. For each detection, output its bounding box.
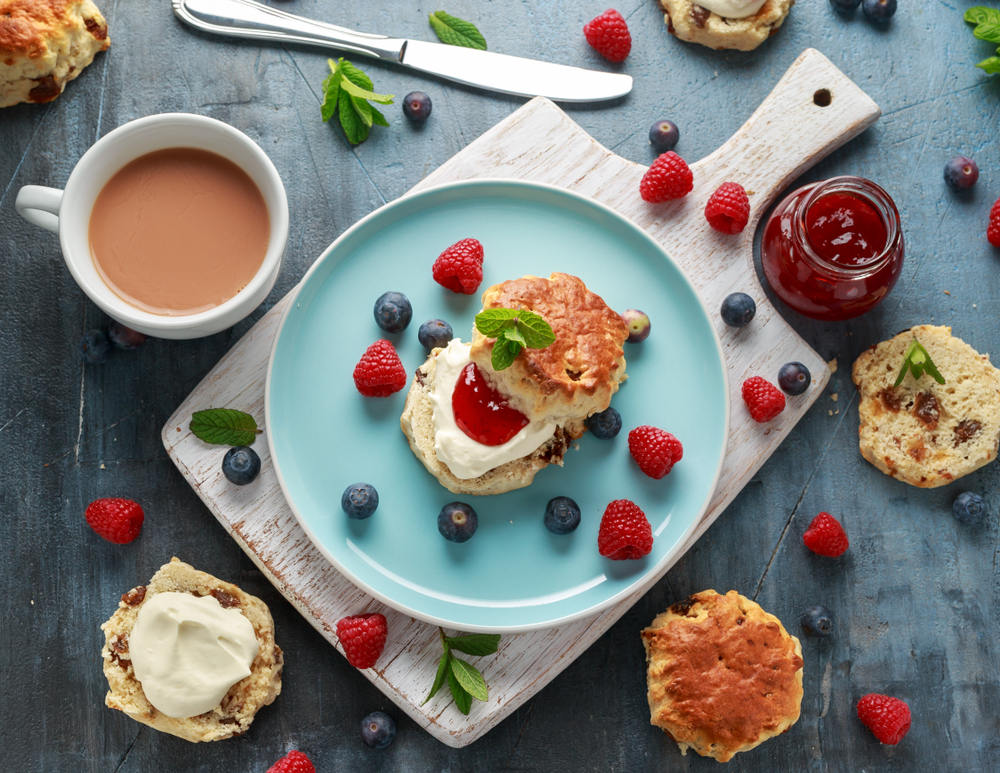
[3,0,999,769]
[160,49,876,748]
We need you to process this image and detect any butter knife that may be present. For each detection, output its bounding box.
[172,0,632,102]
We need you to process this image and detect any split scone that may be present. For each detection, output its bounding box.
[401,272,628,496]
[642,590,804,763]
[101,558,283,743]
[852,325,1000,487]
[658,0,795,52]
[0,0,110,108]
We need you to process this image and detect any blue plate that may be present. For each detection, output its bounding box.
[266,180,729,633]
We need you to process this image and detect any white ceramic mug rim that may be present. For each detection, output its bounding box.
[60,113,288,331]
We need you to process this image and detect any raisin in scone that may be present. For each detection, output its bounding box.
[658,0,795,51]
[101,558,283,742]
[641,590,803,763]
[852,325,1000,487]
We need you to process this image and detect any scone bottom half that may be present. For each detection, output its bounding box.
[100,558,283,743]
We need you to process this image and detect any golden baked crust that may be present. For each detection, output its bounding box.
[641,590,803,763]
[852,325,1000,487]
[469,273,628,427]
[0,0,109,107]
[100,558,283,743]
[658,0,794,51]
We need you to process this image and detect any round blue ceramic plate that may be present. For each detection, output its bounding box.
[266,180,728,633]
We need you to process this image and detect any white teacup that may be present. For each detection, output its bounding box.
[15,113,288,339]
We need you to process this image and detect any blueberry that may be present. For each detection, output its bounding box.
[586,407,622,440]
[418,319,453,350]
[373,292,412,333]
[222,446,261,485]
[829,0,861,13]
[106,321,147,350]
[80,329,112,364]
[944,156,979,191]
[952,491,985,526]
[360,711,396,748]
[620,309,650,343]
[800,605,834,637]
[544,496,581,535]
[778,362,812,396]
[402,91,432,123]
[720,292,756,328]
[342,483,379,519]
[438,502,478,543]
[648,119,679,152]
[862,0,896,22]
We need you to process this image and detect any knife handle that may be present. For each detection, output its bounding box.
[173,0,405,62]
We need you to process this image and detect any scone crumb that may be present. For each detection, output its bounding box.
[828,358,838,374]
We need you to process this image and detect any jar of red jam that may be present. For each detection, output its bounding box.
[761,176,904,321]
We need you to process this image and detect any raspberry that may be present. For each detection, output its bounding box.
[336,612,388,669]
[741,376,785,423]
[266,750,316,773]
[705,182,750,234]
[640,152,693,203]
[988,195,1000,248]
[583,9,632,63]
[857,694,911,745]
[353,340,407,397]
[432,238,484,294]
[628,426,683,479]
[85,498,144,544]
[802,512,849,557]
[598,499,653,560]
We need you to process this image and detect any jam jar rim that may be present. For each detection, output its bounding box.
[791,175,902,280]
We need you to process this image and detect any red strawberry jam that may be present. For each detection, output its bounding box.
[804,192,887,267]
[452,363,529,446]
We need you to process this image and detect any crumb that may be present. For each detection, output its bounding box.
[828,410,833,416]
[973,304,978,309]
[746,189,756,196]
[30,600,34,605]
[835,409,839,415]
[100,463,105,469]
[831,393,838,402]
[828,358,838,374]
[944,290,951,295]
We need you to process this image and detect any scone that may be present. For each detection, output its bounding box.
[101,558,283,743]
[852,325,1000,487]
[658,0,794,51]
[641,590,804,763]
[0,0,110,108]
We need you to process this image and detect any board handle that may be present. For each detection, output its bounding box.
[693,48,880,214]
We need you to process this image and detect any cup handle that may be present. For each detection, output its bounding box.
[15,185,64,233]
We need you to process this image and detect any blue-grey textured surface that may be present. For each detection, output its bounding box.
[1,0,998,770]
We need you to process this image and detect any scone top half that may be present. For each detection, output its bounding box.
[469,273,628,431]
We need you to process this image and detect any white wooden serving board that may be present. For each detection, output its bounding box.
[162,49,879,748]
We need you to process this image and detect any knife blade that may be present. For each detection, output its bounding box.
[173,0,632,102]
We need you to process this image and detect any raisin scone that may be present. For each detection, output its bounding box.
[852,325,1000,487]
[658,0,795,51]
[0,0,110,108]
[101,558,283,743]
[641,590,804,763]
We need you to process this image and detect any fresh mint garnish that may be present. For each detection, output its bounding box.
[321,58,393,145]
[965,7,1000,74]
[894,338,946,388]
[429,11,488,50]
[474,308,556,372]
[189,408,261,446]
[423,628,500,714]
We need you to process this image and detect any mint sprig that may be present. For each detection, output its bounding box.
[423,629,501,714]
[474,308,556,372]
[428,11,487,50]
[321,58,393,145]
[894,338,946,388]
[189,409,261,446]
[965,7,1000,75]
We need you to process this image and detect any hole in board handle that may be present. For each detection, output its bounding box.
[813,89,832,107]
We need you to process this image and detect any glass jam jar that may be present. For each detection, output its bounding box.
[761,176,904,321]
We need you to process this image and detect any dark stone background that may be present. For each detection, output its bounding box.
[1,0,998,770]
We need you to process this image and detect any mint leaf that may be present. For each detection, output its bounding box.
[965,7,1000,42]
[475,308,520,337]
[320,61,342,123]
[977,56,1000,74]
[338,88,368,145]
[339,59,374,90]
[502,325,526,348]
[351,94,374,128]
[444,633,501,656]
[429,11,487,50]
[449,657,489,702]
[321,58,393,143]
[514,310,556,349]
[423,649,450,704]
[370,105,390,128]
[341,78,395,105]
[492,338,519,371]
[189,409,260,446]
[447,666,473,714]
[894,338,946,388]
